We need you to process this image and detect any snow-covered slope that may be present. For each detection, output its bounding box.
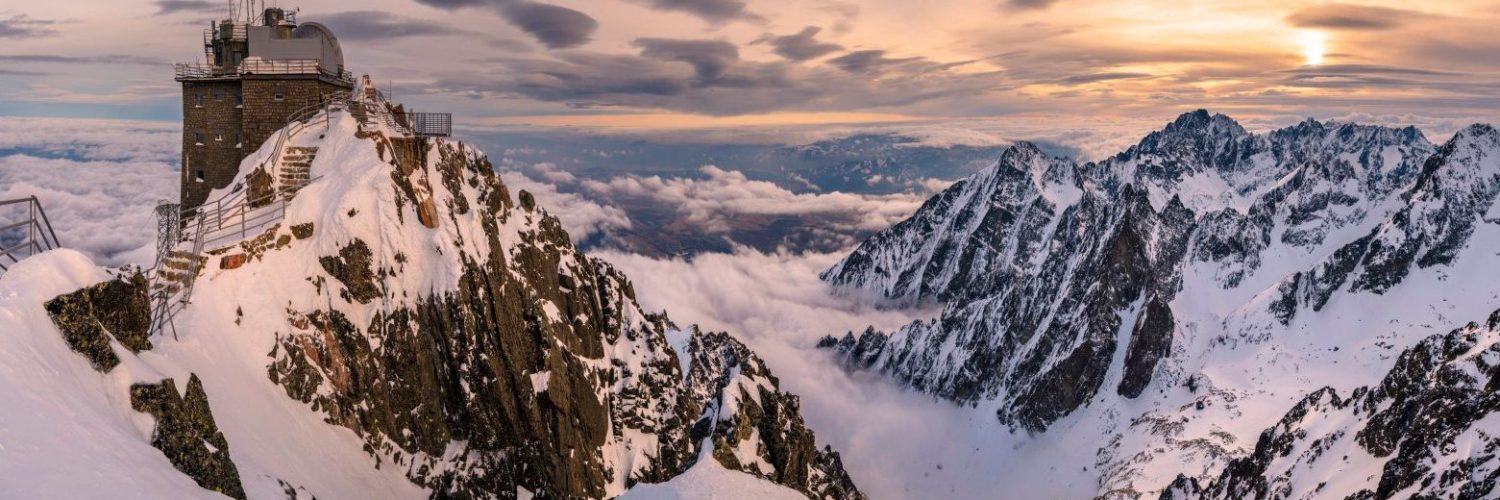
[1166,308,1500,499]
[821,110,1500,497]
[1,106,862,499]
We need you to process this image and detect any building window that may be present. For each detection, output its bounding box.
[214,133,223,142]
[235,93,243,108]
[273,92,285,101]
[213,92,222,101]
[233,132,242,147]
[196,170,205,181]
[195,94,205,107]
[194,131,204,145]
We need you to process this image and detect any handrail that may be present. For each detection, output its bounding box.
[0,196,62,272]
[175,60,354,85]
[185,92,351,220]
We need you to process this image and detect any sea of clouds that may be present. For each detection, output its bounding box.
[0,117,178,267]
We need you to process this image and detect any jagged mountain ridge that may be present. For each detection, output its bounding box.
[821,110,1439,426]
[820,110,1500,497]
[15,107,863,499]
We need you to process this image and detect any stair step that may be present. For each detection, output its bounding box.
[167,250,206,261]
[162,260,195,271]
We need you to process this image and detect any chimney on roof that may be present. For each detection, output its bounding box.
[263,7,294,38]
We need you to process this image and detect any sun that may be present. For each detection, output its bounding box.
[1300,31,1327,66]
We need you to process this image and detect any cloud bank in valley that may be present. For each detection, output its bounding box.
[599,249,1103,499]
[500,159,938,254]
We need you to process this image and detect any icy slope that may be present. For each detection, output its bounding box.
[0,251,226,499]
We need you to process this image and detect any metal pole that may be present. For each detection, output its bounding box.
[28,198,37,255]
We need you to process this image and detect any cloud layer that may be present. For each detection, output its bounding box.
[8,0,1500,126]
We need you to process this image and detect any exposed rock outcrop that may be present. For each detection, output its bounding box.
[44,270,151,370]
[130,374,247,500]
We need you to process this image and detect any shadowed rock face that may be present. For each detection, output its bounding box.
[1119,296,1175,399]
[1175,309,1500,500]
[251,134,862,498]
[826,184,1196,432]
[45,270,152,371]
[130,375,247,500]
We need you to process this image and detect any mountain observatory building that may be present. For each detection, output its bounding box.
[174,6,351,210]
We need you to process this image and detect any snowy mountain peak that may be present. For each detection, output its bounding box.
[8,106,864,499]
[1161,109,1247,139]
[1129,109,1249,160]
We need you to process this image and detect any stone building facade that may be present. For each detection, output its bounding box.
[176,7,350,210]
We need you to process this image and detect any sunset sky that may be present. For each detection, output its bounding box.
[3,0,1499,131]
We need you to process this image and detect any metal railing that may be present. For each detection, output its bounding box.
[173,94,347,249]
[0,196,61,272]
[175,59,354,85]
[409,112,452,137]
[175,63,231,80]
[204,25,249,45]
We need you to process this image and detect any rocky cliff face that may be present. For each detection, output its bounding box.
[40,111,861,499]
[822,111,1438,432]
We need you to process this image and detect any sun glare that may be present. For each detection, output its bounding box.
[1300,31,1327,66]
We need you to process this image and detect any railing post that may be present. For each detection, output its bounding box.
[28,198,37,255]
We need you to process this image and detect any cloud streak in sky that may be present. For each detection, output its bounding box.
[0,15,59,39]
[412,0,598,49]
[319,11,469,40]
[627,0,763,24]
[151,0,220,16]
[754,26,845,62]
[1284,3,1436,31]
